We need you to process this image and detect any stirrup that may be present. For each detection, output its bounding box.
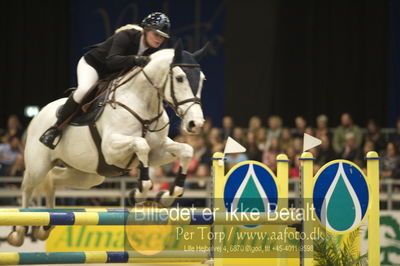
[39,127,62,149]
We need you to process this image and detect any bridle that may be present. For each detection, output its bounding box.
[105,62,202,137]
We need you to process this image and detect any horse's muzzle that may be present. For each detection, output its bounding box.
[187,120,203,134]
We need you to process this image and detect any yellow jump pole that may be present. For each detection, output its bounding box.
[276,154,289,266]
[212,152,225,266]
[300,152,314,266]
[366,151,380,266]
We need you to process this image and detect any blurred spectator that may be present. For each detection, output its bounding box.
[232,127,246,146]
[208,128,223,147]
[292,138,303,154]
[0,115,24,144]
[262,138,281,172]
[292,116,307,139]
[315,114,331,139]
[315,135,336,167]
[381,142,400,179]
[194,135,212,166]
[0,135,22,176]
[389,117,400,148]
[289,155,301,179]
[256,127,267,151]
[201,117,213,138]
[332,113,362,154]
[305,126,315,136]
[364,119,386,153]
[265,115,283,150]
[226,153,248,169]
[359,140,376,169]
[221,116,234,139]
[340,133,362,164]
[245,131,262,161]
[248,116,263,135]
[279,127,293,153]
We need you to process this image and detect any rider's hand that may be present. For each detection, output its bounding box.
[133,56,150,67]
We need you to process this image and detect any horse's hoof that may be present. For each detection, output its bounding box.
[155,190,176,207]
[7,231,25,247]
[33,226,53,241]
[128,189,147,206]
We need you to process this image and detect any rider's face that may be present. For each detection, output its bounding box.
[145,30,165,48]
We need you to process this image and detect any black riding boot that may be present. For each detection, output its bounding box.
[39,95,79,149]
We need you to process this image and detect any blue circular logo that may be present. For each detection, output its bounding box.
[313,161,369,233]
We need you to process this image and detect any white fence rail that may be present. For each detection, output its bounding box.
[0,177,399,209]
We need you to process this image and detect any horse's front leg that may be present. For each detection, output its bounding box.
[102,133,153,204]
[148,137,194,207]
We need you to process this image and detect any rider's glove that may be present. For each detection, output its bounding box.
[133,56,150,67]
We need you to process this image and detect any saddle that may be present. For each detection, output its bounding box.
[56,79,114,126]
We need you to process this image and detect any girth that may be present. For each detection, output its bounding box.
[88,123,131,177]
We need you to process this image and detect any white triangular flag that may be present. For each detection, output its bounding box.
[224,137,246,155]
[303,133,322,152]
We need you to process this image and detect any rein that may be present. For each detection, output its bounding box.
[105,62,202,137]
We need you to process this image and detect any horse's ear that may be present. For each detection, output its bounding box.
[173,39,183,63]
[193,42,210,61]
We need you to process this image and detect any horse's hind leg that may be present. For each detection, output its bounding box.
[8,163,53,246]
[33,171,56,241]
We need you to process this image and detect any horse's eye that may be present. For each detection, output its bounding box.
[176,76,183,83]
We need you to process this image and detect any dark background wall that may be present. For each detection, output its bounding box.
[225,0,389,127]
[1,0,398,129]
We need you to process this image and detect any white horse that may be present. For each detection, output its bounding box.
[8,41,208,246]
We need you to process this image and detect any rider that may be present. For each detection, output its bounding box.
[40,12,170,149]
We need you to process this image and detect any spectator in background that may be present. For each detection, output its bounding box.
[305,126,315,136]
[359,140,375,169]
[364,119,386,154]
[256,127,267,151]
[248,116,263,135]
[265,115,283,150]
[292,116,307,139]
[0,115,24,144]
[201,117,213,138]
[208,128,223,147]
[340,133,362,164]
[389,117,400,148]
[226,153,248,170]
[221,116,234,139]
[0,135,22,176]
[315,135,336,167]
[292,138,303,155]
[315,114,331,139]
[381,142,400,179]
[332,113,362,154]
[262,138,281,172]
[232,127,246,146]
[279,127,293,153]
[289,154,301,179]
[245,131,262,161]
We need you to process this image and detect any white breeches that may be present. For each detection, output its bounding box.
[73,57,99,103]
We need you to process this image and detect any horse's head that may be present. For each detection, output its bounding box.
[148,41,209,134]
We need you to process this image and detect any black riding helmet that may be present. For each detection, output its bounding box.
[141,12,171,38]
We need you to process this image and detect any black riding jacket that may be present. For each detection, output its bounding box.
[84,29,159,78]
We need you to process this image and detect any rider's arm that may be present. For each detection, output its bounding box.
[105,31,137,71]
